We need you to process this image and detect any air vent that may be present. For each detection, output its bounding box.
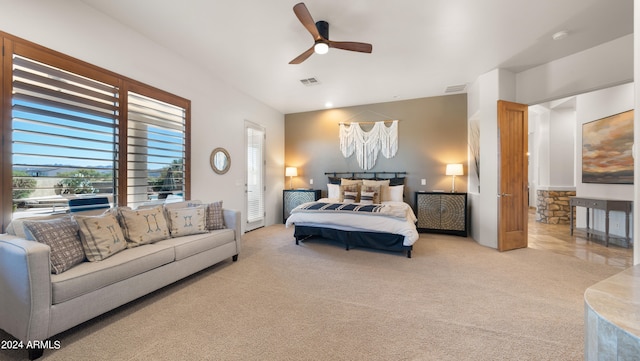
[445,84,467,93]
[300,77,320,86]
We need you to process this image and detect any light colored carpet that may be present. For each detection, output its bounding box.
[0,225,622,361]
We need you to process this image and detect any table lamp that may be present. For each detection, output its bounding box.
[285,167,298,189]
[445,164,463,193]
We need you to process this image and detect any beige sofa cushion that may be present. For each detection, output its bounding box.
[155,228,235,261]
[50,243,175,304]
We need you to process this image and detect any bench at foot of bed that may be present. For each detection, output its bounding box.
[294,225,412,258]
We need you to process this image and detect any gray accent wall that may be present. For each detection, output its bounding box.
[284,94,468,213]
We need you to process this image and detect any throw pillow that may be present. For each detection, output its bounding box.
[206,201,225,230]
[339,184,359,202]
[74,213,127,261]
[167,205,207,237]
[363,179,390,202]
[343,191,358,203]
[360,185,381,204]
[23,215,85,274]
[327,184,340,200]
[118,205,170,247]
[359,191,377,205]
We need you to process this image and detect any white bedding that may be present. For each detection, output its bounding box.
[285,198,419,246]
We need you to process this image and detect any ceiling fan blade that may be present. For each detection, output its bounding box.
[328,40,373,53]
[289,46,315,64]
[293,3,322,41]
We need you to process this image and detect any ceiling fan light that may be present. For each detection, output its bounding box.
[314,42,329,54]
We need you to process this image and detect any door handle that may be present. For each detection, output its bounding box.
[498,193,512,198]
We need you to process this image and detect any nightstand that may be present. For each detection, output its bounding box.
[415,192,467,236]
[283,189,321,223]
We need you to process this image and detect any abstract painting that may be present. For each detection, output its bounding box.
[582,110,634,184]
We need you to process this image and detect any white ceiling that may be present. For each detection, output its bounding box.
[80,0,633,114]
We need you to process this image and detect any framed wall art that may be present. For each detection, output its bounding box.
[582,110,634,184]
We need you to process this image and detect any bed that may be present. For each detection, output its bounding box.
[285,172,418,258]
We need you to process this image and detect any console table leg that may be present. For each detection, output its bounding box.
[605,211,610,247]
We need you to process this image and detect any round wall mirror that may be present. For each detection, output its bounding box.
[210,147,231,175]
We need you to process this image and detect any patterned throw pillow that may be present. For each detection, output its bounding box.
[118,205,170,247]
[360,185,381,204]
[74,213,127,261]
[363,179,389,202]
[343,191,358,203]
[23,215,85,274]
[339,184,359,202]
[360,191,377,205]
[205,201,225,230]
[167,205,207,237]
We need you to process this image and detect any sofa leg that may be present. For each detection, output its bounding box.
[28,348,44,360]
[232,254,238,262]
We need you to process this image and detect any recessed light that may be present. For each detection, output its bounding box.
[552,30,569,41]
[324,102,333,108]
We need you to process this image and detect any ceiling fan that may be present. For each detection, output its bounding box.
[289,2,373,64]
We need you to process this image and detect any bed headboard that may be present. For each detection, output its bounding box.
[324,171,406,185]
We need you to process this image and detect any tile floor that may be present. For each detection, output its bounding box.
[527,208,633,269]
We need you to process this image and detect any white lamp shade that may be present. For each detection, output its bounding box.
[445,164,464,176]
[285,167,298,177]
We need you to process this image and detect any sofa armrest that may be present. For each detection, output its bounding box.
[222,209,242,254]
[0,234,52,342]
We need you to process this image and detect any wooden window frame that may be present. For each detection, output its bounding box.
[0,31,191,231]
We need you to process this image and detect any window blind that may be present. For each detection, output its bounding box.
[127,91,186,208]
[246,126,265,225]
[11,55,118,213]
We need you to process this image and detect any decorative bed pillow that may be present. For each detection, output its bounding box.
[167,205,208,237]
[360,185,381,204]
[23,215,85,274]
[327,184,340,199]
[118,205,170,247]
[339,184,360,202]
[341,178,363,187]
[205,201,225,230]
[343,191,358,203]
[364,179,390,202]
[327,176,341,185]
[359,191,377,205]
[74,213,127,261]
[388,185,405,202]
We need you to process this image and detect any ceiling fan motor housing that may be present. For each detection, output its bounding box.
[316,20,329,40]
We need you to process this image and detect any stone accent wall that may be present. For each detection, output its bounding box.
[536,190,576,224]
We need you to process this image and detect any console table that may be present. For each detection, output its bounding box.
[569,197,632,247]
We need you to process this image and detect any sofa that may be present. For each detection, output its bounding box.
[0,200,241,359]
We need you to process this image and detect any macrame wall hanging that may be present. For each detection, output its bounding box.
[339,120,399,170]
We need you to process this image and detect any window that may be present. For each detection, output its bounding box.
[1,33,190,230]
[127,91,186,208]
[245,121,265,231]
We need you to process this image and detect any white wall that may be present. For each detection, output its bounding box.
[634,0,640,265]
[470,33,634,250]
[0,0,285,231]
[549,109,576,186]
[516,34,633,105]
[468,69,516,248]
[574,83,634,239]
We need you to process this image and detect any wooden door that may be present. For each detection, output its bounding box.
[497,100,528,251]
